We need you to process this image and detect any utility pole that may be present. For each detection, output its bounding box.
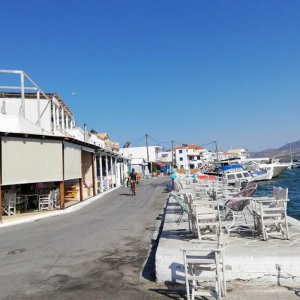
[214,140,219,161]
[171,140,174,172]
[84,123,87,142]
[145,133,151,173]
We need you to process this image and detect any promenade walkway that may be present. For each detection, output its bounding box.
[156,194,300,299]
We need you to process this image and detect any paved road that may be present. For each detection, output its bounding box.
[0,177,172,300]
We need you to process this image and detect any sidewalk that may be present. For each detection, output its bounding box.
[0,186,121,228]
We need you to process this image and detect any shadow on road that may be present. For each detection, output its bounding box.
[148,288,184,300]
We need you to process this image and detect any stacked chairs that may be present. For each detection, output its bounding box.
[38,191,53,211]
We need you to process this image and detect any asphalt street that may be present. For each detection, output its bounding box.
[0,177,171,300]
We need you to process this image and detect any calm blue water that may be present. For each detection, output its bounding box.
[255,168,300,220]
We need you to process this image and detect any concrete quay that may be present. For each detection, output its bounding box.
[155,194,300,289]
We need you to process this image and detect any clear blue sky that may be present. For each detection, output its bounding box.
[1,0,299,151]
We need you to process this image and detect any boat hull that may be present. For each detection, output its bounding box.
[272,165,290,177]
[258,163,290,178]
[251,170,273,181]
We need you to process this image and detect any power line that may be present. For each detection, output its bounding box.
[121,134,215,150]
[147,134,172,145]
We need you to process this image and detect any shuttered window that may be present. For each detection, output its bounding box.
[64,142,82,180]
[1,137,63,185]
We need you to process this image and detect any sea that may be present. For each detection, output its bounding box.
[255,168,300,220]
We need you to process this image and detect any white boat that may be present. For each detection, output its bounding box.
[258,159,291,178]
[223,170,254,185]
[249,169,273,181]
[219,165,254,185]
[242,161,273,181]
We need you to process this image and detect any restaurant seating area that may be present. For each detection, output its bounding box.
[1,183,60,216]
[160,174,292,300]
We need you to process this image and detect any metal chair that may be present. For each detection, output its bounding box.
[222,184,257,234]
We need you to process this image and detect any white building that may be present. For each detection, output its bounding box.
[157,150,173,163]
[119,146,161,163]
[175,145,208,171]
[219,148,248,161]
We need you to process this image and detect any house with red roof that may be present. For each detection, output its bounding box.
[175,144,207,171]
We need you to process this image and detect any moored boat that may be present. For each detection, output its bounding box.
[258,159,291,178]
[249,169,273,181]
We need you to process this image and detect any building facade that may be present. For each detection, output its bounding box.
[0,70,129,220]
[175,144,207,171]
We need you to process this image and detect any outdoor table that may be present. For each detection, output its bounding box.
[21,194,39,210]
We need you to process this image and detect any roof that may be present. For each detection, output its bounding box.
[176,144,204,150]
[155,161,168,167]
[224,149,246,154]
[97,133,110,140]
[219,164,243,171]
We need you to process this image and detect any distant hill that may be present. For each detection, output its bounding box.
[251,140,300,161]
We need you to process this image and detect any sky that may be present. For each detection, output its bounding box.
[0,0,299,152]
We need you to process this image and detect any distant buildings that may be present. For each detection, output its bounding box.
[119,146,161,176]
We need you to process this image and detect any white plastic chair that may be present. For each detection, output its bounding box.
[51,189,60,208]
[183,247,226,300]
[38,193,53,211]
[253,187,289,240]
[2,192,16,216]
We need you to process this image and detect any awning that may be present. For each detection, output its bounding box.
[155,161,168,167]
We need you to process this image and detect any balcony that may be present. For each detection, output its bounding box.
[0,114,53,135]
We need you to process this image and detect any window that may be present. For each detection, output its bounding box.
[236,173,243,178]
[243,172,251,178]
[179,149,183,153]
[190,164,195,169]
[180,165,184,169]
[227,174,235,180]
[179,157,183,161]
